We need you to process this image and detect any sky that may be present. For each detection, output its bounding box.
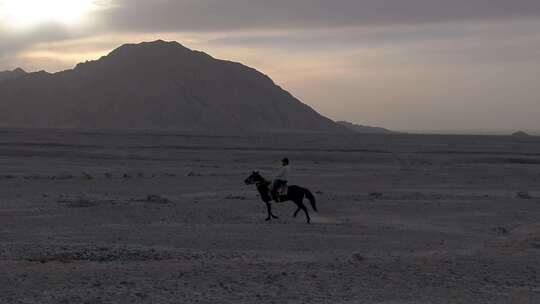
[1,0,539,134]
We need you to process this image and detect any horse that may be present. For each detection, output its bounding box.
[244,171,317,224]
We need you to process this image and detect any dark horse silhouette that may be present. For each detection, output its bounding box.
[244,171,317,224]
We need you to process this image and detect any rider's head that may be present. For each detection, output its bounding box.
[281,158,289,166]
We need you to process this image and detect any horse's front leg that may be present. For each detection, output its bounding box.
[265,202,272,221]
[265,202,279,221]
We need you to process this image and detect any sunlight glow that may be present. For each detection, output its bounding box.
[0,0,98,29]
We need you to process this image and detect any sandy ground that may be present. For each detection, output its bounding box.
[1,129,540,303]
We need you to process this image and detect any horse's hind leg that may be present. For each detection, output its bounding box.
[292,199,302,217]
[296,200,311,224]
[293,207,301,218]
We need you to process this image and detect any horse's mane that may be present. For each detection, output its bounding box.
[254,173,270,185]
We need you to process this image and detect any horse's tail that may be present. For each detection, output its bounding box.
[303,188,317,212]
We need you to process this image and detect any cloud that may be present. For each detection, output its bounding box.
[0,24,75,68]
[0,0,111,68]
[3,0,540,69]
[100,0,540,32]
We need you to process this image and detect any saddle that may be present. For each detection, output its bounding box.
[278,183,288,196]
[270,182,288,202]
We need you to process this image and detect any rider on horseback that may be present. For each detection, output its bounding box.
[271,158,289,202]
[244,167,317,223]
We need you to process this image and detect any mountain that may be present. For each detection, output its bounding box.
[336,121,394,134]
[0,68,27,83]
[0,40,345,133]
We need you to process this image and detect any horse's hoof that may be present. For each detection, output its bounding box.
[272,215,279,219]
[265,217,271,221]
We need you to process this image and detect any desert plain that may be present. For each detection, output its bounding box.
[1,128,540,303]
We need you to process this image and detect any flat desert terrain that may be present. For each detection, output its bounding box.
[1,129,540,303]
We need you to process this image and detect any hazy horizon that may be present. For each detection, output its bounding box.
[1,0,539,134]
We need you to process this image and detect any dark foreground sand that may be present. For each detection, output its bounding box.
[1,129,540,303]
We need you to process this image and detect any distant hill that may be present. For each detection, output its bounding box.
[512,131,534,138]
[0,40,346,133]
[0,68,26,83]
[336,121,394,134]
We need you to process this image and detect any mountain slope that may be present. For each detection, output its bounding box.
[337,121,394,134]
[0,40,344,133]
[0,68,27,83]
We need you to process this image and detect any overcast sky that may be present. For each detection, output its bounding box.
[1,0,539,134]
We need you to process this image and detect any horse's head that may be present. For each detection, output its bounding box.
[244,171,264,185]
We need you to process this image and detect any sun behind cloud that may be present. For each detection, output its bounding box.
[0,0,103,29]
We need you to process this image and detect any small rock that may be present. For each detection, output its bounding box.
[61,198,99,208]
[225,194,246,200]
[56,174,74,180]
[369,192,383,199]
[146,194,170,204]
[352,253,365,262]
[82,172,93,180]
[491,227,509,235]
[517,191,533,199]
